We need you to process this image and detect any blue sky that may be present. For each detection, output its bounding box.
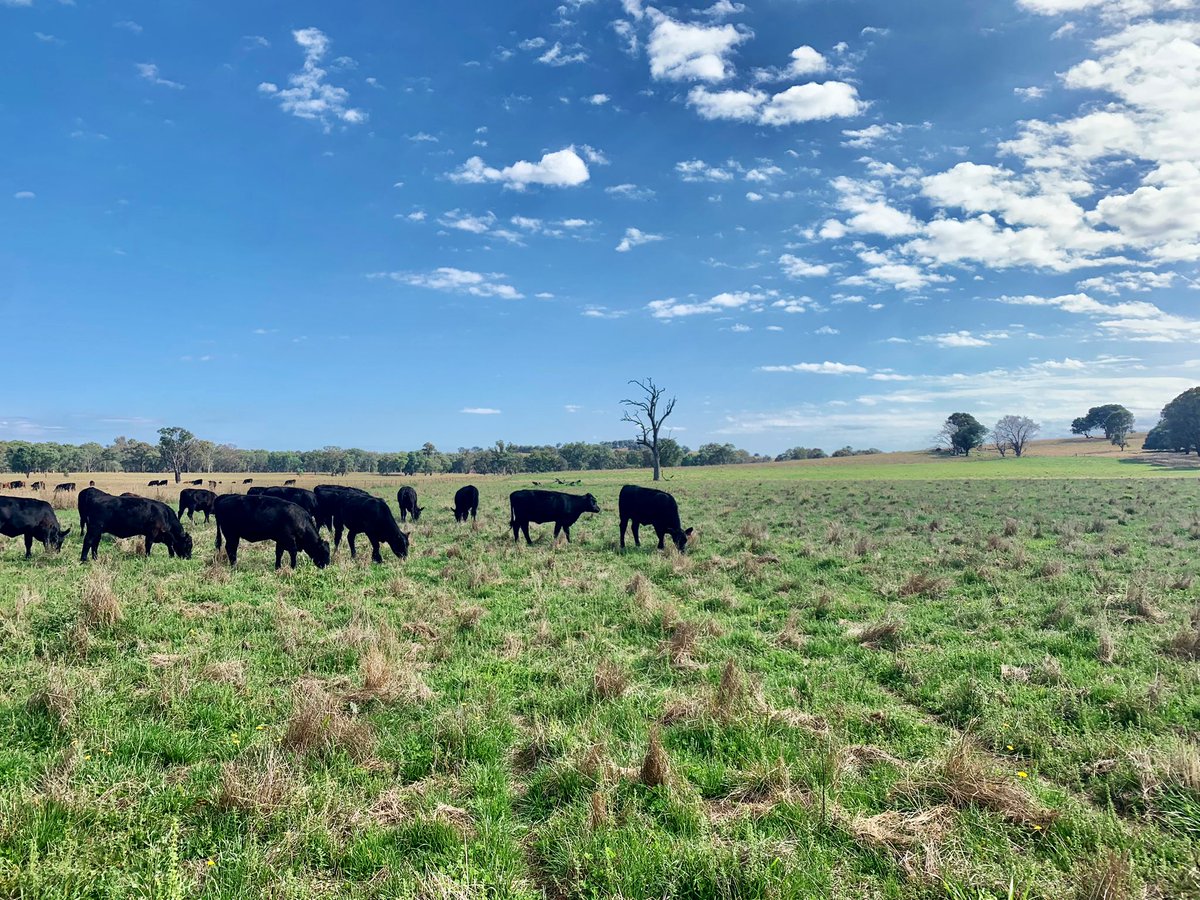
[3,0,1198,453]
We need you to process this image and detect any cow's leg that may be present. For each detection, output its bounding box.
[348,532,357,558]
[656,528,666,550]
[275,543,284,569]
[523,522,533,545]
[631,522,641,547]
[334,521,344,551]
[553,523,562,541]
[564,525,572,543]
[620,517,628,549]
[370,537,382,564]
[289,548,298,568]
[24,533,33,558]
[144,535,154,556]
[226,537,239,566]
[80,532,92,564]
[511,519,520,543]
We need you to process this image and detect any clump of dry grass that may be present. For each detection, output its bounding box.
[731,756,792,802]
[918,738,1055,827]
[1039,559,1066,579]
[592,660,630,701]
[833,803,951,877]
[283,680,375,761]
[454,605,486,631]
[588,790,608,830]
[640,727,671,788]
[1073,850,1132,900]
[848,618,903,650]
[852,536,873,558]
[663,621,701,670]
[1165,605,1200,659]
[1122,581,1164,623]
[28,667,75,729]
[218,746,292,816]
[626,572,655,609]
[80,568,122,628]
[201,659,246,689]
[776,611,806,649]
[740,520,769,550]
[1002,517,1020,537]
[897,573,946,598]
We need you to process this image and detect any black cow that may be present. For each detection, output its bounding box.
[284,479,297,486]
[30,481,45,491]
[453,485,479,523]
[79,491,193,562]
[147,479,166,487]
[6,481,25,489]
[509,490,600,545]
[213,494,329,569]
[188,478,204,485]
[207,480,218,489]
[242,478,254,485]
[178,488,217,523]
[397,486,423,523]
[313,484,370,532]
[55,482,76,493]
[333,494,409,563]
[618,485,693,552]
[249,486,320,522]
[0,496,71,557]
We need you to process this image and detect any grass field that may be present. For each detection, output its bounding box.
[1,444,1199,898]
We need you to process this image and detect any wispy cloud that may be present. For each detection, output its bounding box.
[136,63,184,89]
[616,227,664,252]
[461,407,501,415]
[372,267,523,299]
[259,28,366,130]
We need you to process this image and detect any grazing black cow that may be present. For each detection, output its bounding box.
[284,479,297,486]
[249,486,320,522]
[453,485,479,523]
[0,496,71,557]
[242,478,253,485]
[333,494,409,563]
[509,490,600,545]
[30,481,45,491]
[88,480,95,487]
[55,482,76,493]
[397,486,423,523]
[188,478,204,485]
[213,494,329,569]
[207,480,218,490]
[147,479,166,487]
[313,484,370,532]
[6,480,25,489]
[79,491,192,562]
[618,484,693,552]
[178,488,217,523]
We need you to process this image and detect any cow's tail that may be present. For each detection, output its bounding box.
[509,495,516,527]
[214,515,223,550]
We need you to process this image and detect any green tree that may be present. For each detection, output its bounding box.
[1106,408,1135,450]
[157,426,196,483]
[1155,386,1200,454]
[6,442,36,477]
[940,413,988,456]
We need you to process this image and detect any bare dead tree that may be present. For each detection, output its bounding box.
[992,415,1041,458]
[621,378,676,482]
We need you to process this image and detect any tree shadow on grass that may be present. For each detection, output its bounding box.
[1117,453,1200,472]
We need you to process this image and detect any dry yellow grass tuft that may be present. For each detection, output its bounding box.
[218,746,292,816]
[640,727,671,788]
[1074,850,1132,900]
[592,659,630,701]
[1165,604,1200,659]
[80,568,122,628]
[28,667,75,729]
[848,618,903,650]
[283,680,376,761]
[919,738,1055,828]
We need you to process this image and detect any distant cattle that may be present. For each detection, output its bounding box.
[178,488,217,523]
[242,478,253,485]
[333,493,409,563]
[188,478,204,485]
[618,484,693,552]
[284,479,296,486]
[509,490,600,545]
[5,481,25,490]
[29,481,45,491]
[249,486,320,523]
[207,480,218,490]
[79,489,192,562]
[453,485,479,523]
[0,495,71,557]
[88,480,95,487]
[147,479,168,487]
[55,482,76,493]
[213,494,329,569]
[313,484,370,532]
[397,486,423,523]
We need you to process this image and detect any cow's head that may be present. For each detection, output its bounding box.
[311,537,331,568]
[51,525,71,552]
[391,530,410,559]
[175,531,194,560]
[669,526,694,553]
[411,505,423,523]
[584,493,601,514]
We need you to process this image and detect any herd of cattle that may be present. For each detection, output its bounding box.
[0,481,693,568]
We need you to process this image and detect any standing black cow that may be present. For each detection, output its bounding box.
[242,478,254,485]
[334,494,409,563]
[79,491,193,562]
[7,481,25,489]
[313,484,370,532]
[453,485,479,523]
[0,496,71,557]
[29,481,45,491]
[213,494,329,569]
[55,482,76,493]
[284,478,297,486]
[509,490,600,545]
[178,488,218,523]
[188,478,204,485]
[397,485,423,523]
[618,485,693,552]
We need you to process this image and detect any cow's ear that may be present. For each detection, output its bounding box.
[62,526,72,536]
[685,528,694,536]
